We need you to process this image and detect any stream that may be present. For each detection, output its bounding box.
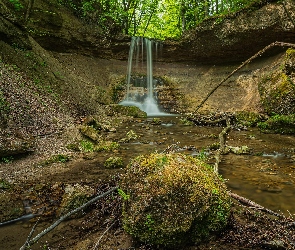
[0,116,294,249]
[113,116,295,216]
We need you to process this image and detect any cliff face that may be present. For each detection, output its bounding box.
[1,0,294,63]
[163,0,295,63]
[0,0,294,158]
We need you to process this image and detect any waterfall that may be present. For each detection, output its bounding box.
[126,37,137,101]
[120,37,168,116]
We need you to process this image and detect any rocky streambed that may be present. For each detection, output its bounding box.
[0,115,295,249]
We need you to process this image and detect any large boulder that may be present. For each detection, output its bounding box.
[120,153,231,248]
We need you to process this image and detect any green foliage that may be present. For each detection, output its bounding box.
[179,118,194,126]
[104,156,124,168]
[258,114,295,134]
[79,139,120,152]
[120,153,231,247]
[8,0,23,11]
[57,0,269,40]
[0,179,11,189]
[236,111,262,127]
[79,140,95,152]
[118,188,130,200]
[40,154,70,166]
[1,156,14,164]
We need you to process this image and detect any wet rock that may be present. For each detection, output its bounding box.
[0,192,24,223]
[79,125,101,142]
[57,184,95,217]
[227,145,250,155]
[108,104,147,118]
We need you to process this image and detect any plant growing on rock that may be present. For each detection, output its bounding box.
[258,114,295,134]
[104,156,124,169]
[120,153,231,248]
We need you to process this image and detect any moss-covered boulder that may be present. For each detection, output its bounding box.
[120,153,231,248]
[235,111,264,127]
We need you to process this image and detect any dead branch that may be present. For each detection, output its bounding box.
[229,191,284,218]
[214,117,231,174]
[93,220,116,250]
[19,218,39,250]
[19,186,118,250]
[193,41,295,113]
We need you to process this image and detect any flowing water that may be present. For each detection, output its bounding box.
[1,116,294,249]
[113,116,295,216]
[119,37,166,116]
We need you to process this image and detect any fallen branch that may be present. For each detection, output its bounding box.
[19,186,118,250]
[214,117,231,174]
[193,41,295,113]
[19,218,40,250]
[229,191,284,218]
[93,220,117,250]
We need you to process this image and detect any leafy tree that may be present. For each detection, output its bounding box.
[57,0,275,40]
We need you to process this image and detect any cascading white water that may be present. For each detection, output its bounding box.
[120,37,169,116]
[126,37,137,101]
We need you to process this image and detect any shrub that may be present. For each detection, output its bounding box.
[120,153,231,248]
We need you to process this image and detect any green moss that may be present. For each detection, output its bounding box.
[120,153,231,248]
[179,118,194,126]
[104,156,124,169]
[0,179,12,190]
[109,104,147,118]
[259,72,295,115]
[39,154,70,166]
[79,139,120,152]
[235,111,262,127]
[258,114,295,134]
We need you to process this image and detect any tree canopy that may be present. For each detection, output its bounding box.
[57,0,275,40]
